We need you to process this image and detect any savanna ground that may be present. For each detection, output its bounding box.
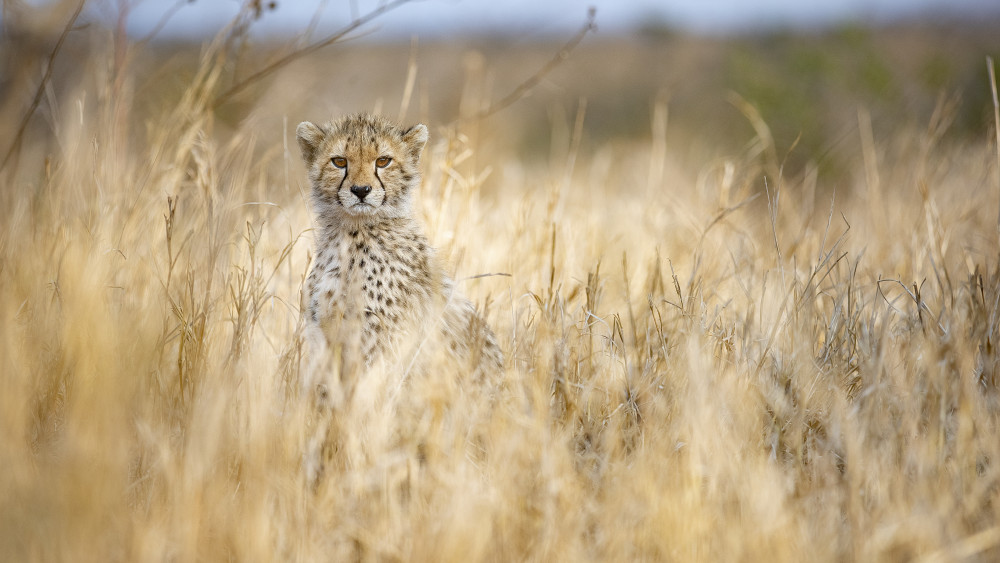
[3,1,1000,561]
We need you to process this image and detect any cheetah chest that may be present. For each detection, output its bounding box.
[308,228,433,348]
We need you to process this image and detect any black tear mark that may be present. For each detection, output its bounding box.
[374,166,386,193]
[336,166,349,207]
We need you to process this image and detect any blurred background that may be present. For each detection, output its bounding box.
[4,3,1000,561]
[73,0,1000,38]
[3,0,1000,189]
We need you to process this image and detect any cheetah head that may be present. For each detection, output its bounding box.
[296,113,427,220]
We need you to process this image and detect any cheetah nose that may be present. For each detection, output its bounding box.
[350,185,372,200]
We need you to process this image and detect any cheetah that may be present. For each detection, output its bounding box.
[296,113,502,392]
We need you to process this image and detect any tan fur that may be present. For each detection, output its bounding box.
[296,113,502,388]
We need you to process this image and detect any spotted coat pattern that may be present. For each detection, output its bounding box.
[297,113,502,375]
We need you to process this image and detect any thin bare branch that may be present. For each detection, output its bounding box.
[136,0,190,46]
[464,272,513,280]
[1,0,86,173]
[987,57,1000,232]
[471,7,597,120]
[212,0,416,109]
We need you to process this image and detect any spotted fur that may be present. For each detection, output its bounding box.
[297,113,502,379]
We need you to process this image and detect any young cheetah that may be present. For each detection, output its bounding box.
[296,113,502,387]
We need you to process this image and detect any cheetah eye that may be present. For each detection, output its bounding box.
[375,156,392,168]
[331,157,347,168]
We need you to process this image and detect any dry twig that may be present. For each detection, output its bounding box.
[212,0,417,109]
[1,0,85,173]
[471,7,597,120]
[988,57,1000,231]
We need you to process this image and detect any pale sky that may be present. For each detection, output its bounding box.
[105,0,1000,39]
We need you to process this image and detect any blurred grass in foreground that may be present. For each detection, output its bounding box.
[3,2,1000,561]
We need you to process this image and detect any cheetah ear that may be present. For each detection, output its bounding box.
[295,121,326,163]
[402,124,428,158]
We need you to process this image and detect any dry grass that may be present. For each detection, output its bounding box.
[3,4,1000,562]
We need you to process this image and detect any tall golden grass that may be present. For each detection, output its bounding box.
[3,3,1000,561]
